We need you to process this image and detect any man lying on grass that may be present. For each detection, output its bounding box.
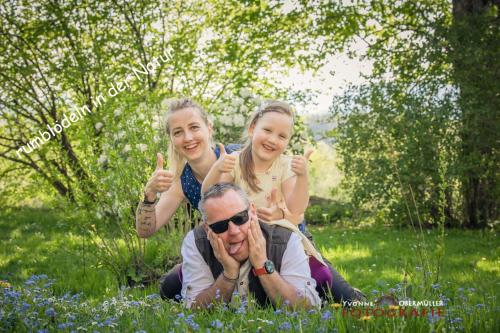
[181,183,321,309]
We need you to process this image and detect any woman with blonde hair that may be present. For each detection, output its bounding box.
[136,98,239,299]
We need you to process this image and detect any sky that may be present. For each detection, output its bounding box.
[275,39,373,116]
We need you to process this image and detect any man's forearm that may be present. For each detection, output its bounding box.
[258,272,311,308]
[191,273,236,309]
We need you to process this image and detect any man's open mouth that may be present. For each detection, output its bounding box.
[228,241,243,255]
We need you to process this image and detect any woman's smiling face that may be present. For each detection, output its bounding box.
[168,107,213,162]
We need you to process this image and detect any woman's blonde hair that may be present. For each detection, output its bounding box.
[239,100,295,193]
[164,98,212,178]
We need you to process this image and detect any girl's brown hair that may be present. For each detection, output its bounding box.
[165,98,212,177]
[239,100,295,193]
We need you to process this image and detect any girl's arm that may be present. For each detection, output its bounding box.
[282,151,313,215]
[201,144,237,193]
[136,180,185,238]
[282,175,309,216]
[201,163,235,193]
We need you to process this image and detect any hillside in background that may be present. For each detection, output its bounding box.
[305,113,336,144]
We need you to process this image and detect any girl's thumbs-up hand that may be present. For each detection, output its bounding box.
[144,153,174,201]
[214,143,237,174]
[291,149,313,177]
[257,188,285,221]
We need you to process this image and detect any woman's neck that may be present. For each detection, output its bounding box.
[251,150,274,173]
[189,148,217,182]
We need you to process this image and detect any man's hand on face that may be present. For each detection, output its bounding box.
[247,215,268,269]
[207,229,240,279]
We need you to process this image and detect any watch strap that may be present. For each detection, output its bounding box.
[252,266,267,276]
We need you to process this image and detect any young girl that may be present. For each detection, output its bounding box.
[202,100,339,299]
[202,101,309,225]
[136,98,238,299]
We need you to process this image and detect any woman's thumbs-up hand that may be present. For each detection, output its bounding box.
[144,152,174,201]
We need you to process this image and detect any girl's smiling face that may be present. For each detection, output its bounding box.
[249,111,293,164]
[168,107,213,163]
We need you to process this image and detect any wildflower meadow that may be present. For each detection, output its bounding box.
[1,208,498,332]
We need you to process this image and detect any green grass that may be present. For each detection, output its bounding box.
[0,208,117,298]
[312,225,499,296]
[1,208,499,332]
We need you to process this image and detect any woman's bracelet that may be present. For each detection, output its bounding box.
[222,271,238,283]
[142,192,157,205]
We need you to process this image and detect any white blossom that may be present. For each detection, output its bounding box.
[95,122,104,131]
[218,114,233,126]
[250,96,262,107]
[61,91,71,101]
[123,144,132,153]
[239,105,248,114]
[152,114,163,130]
[232,113,246,127]
[137,143,148,152]
[239,88,251,98]
[97,153,108,165]
[215,102,226,111]
[137,102,147,112]
[114,108,122,117]
[231,98,243,108]
[161,98,171,109]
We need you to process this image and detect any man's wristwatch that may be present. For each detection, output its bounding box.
[252,260,275,276]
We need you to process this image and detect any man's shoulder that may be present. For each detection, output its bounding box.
[191,225,214,263]
[192,225,207,240]
[182,229,195,246]
[182,228,208,253]
[259,222,293,244]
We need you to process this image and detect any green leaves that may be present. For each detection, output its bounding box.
[329,0,499,227]
[1,0,368,282]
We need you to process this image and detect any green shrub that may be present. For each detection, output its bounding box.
[305,202,352,225]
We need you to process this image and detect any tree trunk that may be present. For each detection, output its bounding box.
[451,0,500,228]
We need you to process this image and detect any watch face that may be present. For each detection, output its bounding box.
[264,260,275,274]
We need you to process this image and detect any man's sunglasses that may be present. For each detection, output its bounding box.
[208,209,249,234]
